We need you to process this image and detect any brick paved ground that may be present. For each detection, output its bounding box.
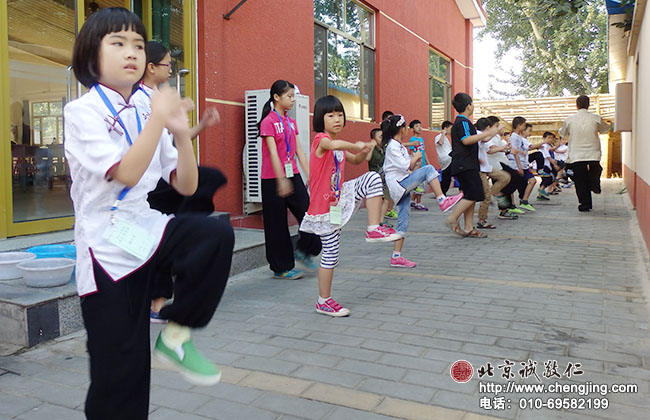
[1,179,649,420]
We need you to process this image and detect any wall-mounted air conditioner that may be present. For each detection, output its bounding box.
[243,89,310,214]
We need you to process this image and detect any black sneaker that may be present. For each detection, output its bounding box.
[498,211,518,220]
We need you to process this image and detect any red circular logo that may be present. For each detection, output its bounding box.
[450,360,473,383]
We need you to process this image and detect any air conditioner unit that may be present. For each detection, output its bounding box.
[243,89,310,214]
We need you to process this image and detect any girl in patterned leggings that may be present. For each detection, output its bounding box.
[300,96,400,317]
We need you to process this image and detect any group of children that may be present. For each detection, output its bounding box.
[63,8,573,418]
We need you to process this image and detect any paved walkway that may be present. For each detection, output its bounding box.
[1,179,649,420]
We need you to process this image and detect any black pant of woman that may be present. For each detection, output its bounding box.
[82,216,234,420]
[147,166,227,299]
[261,176,321,273]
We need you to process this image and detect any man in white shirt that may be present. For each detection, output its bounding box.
[559,95,610,212]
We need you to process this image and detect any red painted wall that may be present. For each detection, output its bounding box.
[623,164,636,208]
[197,0,475,221]
[624,165,650,258]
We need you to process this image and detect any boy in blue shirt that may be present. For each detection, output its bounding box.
[407,119,428,210]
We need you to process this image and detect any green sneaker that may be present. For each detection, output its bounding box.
[385,210,398,219]
[414,186,425,194]
[536,194,550,201]
[520,203,536,211]
[508,207,525,215]
[154,332,221,386]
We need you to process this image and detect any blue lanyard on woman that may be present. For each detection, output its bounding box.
[273,109,292,162]
[333,152,341,202]
[95,85,142,214]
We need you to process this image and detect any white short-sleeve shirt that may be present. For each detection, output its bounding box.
[64,85,178,296]
[477,131,493,173]
[383,139,411,202]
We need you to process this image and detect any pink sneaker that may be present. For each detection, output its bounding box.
[365,226,401,243]
[378,224,396,235]
[316,298,350,317]
[390,256,417,268]
[439,193,464,213]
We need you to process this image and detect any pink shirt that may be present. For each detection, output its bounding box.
[306,133,345,216]
[259,111,299,179]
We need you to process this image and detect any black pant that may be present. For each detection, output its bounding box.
[567,161,602,211]
[528,151,544,170]
[148,166,227,299]
[261,176,321,273]
[440,166,452,195]
[147,166,227,215]
[81,216,234,420]
[500,163,523,197]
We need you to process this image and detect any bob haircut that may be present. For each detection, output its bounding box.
[313,95,346,133]
[72,7,148,88]
[145,41,169,65]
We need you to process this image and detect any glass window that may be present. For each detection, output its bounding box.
[429,50,451,128]
[314,0,375,120]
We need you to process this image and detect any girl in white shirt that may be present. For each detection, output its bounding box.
[382,115,463,267]
[65,8,233,418]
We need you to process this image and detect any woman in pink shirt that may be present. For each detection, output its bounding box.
[258,80,321,279]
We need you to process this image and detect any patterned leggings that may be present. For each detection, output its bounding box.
[319,172,383,269]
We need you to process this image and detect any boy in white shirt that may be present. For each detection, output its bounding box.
[475,118,511,228]
[435,121,453,194]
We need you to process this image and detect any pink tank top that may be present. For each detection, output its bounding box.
[306,132,345,216]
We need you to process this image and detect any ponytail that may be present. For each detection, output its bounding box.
[257,79,294,136]
[381,114,406,149]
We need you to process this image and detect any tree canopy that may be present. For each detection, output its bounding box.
[479,0,609,98]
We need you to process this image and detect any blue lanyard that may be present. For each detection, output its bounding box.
[139,86,151,99]
[273,110,292,161]
[95,84,142,145]
[95,85,142,212]
[333,152,341,200]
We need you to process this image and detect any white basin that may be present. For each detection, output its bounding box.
[0,252,37,280]
[17,258,76,288]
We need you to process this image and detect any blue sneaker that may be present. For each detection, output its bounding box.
[295,250,318,271]
[150,309,168,324]
[273,269,304,280]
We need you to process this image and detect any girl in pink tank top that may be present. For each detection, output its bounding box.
[300,96,400,317]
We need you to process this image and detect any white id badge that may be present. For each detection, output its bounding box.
[329,205,342,225]
[285,163,294,178]
[104,220,156,261]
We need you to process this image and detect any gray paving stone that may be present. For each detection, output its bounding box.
[149,407,211,420]
[150,386,213,412]
[291,365,364,388]
[14,403,84,420]
[195,397,279,420]
[0,393,41,417]
[324,406,400,420]
[431,389,518,419]
[317,344,383,362]
[23,381,85,410]
[377,353,447,373]
[252,393,334,420]
[357,377,435,403]
[360,338,425,357]
[233,356,300,376]
[190,382,264,405]
[335,359,406,381]
[276,349,342,368]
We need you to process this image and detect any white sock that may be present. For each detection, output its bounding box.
[367,225,379,231]
[436,195,445,203]
[392,251,401,258]
[162,322,191,348]
[318,296,330,304]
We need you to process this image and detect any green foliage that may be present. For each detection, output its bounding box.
[479,0,609,97]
